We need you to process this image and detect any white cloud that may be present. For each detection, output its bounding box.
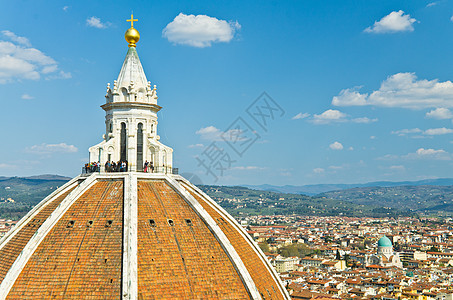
[364,10,416,33]
[313,168,325,174]
[0,55,38,82]
[352,117,378,123]
[379,148,452,161]
[60,71,72,79]
[9,46,56,65]
[42,65,58,74]
[2,30,31,47]
[377,154,399,161]
[162,13,240,47]
[63,6,69,11]
[424,127,453,135]
[405,148,451,160]
[389,165,406,171]
[348,146,354,151]
[333,73,453,109]
[188,143,204,148]
[196,126,222,141]
[231,166,265,170]
[392,127,453,136]
[47,70,72,80]
[21,94,33,100]
[26,143,78,155]
[195,125,249,143]
[329,141,344,150]
[332,88,367,106]
[328,165,344,170]
[292,112,310,120]
[86,16,110,29]
[312,109,347,124]
[370,136,376,139]
[423,149,451,157]
[0,34,67,83]
[0,163,17,169]
[426,108,453,119]
[391,128,422,136]
[310,109,376,125]
[257,139,269,144]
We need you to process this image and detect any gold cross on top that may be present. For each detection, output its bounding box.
[127,14,138,27]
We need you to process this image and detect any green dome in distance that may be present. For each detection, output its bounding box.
[378,235,393,247]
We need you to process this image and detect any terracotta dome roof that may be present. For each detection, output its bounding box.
[0,173,289,299]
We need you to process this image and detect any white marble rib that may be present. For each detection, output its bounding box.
[122,173,138,300]
[0,174,99,299]
[164,175,262,300]
[0,176,82,251]
[174,175,291,299]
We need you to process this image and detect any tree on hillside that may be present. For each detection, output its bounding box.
[278,243,311,258]
[259,242,270,253]
[364,239,372,248]
[429,246,439,252]
[343,254,350,263]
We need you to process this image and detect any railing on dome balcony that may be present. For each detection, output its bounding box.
[144,166,176,174]
[82,165,100,175]
[141,166,179,174]
[81,165,178,175]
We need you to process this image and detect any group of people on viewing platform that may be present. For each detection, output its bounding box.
[105,160,128,172]
[84,162,100,173]
[83,161,129,174]
[83,160,165,174]
[143,161,154,173]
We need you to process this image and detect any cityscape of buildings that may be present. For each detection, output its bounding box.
[239,215,453,300]
[0,219,18,238]
[2,213,453,299]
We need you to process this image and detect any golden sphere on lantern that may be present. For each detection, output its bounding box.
[125,27,140,47]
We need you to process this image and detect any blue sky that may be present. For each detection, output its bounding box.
[2,0,453,185]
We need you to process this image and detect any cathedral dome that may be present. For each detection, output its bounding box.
[0,174,288,299]
[378,235,392,247]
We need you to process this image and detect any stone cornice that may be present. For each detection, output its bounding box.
[101,102,162,112]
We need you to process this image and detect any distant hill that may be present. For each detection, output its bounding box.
[319,185,453,213]
[0,176,415,219]
[0,176,70,219]
[0,174,71,181]
[244,178,453,195]
[1,175,452,220]
[24,174,72,181]
[198,185,412,218]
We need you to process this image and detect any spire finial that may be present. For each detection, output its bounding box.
[127,13,138,28]
[125,14,140,47]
